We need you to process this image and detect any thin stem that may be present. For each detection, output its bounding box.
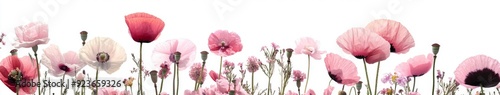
[61,73,66,95]
[219,56,223,78]
[159,78,164,94]
[95,68,99,95]
[303,55,311,95]
[16,81,19,95]
[349,87,356,95]
[131,86,134,95]
[412,76,416,92]
[432,55,437,95]
[34,50,41,95]
[393,83,397,95]
[374,62,381,95]
[362,58,373,95]
[176,64,180,95]
[481,85,484,95]
[195,62,206,90]
[342,85,345,91]
[268,76,271,95]
[154,84,158,95]
[252,72,254,94]
[139,42,143,95]
[172,64,176,95]
[328,79,332,86]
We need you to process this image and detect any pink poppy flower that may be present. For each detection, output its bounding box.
[336,27,390,64]
[286,90,298,95]
[189,63,207,83]
[0,56,38,94]
[41,44,86,77]
[208,30,243,57]
[323,86,334,95]
[246,56,261,73]
[324,53,360,86]
[292,70,306,82]
[209,70,219,81]
[125,12,165,43]
[13,22,49,48]
[294,37,326,60]
[229,78,249,95]
[304,89,316,95]
[184,89,203,95]
[395,53,433,77]
[365,19,415,54]
[152,39,196,71]
[79,37,127,74]
[455,55,500,89]
[216,78,230,93]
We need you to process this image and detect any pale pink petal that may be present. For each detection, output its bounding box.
[395,62,412,77]
[324,53,360,86]
[323,86,334,95]
[152,39,196,71]
[208,30,242,57]
[305,89,316,95]
[13,22,49,48]
[295,37,325,60]
[365,19,415,54]
[19,56,38,79]
[336,28,390,64]
[455,55,500,89]
[408,53,433,76]
[79,37,127,74]
[175,39,197,70]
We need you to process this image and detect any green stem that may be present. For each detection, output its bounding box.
[268,76,271,95]
[16,81,19,95]
[303,55,311,95]
[34,50,41,95]
[393,82,397,95]
[412,77,416,92]
[195,62,206,90]
[252,72,254,95]
[374,62,380,95]
[328,79,332,86]
[219,56,223,78]
[139,42,143,95]
[155,84,158,95]
[172,64,176,95]
[159,78,164,94]
[95,68,99,95]
[342,85,345,91]
[481,85,484,95]
[362,58,373,95]
[61,73,66,95]
[176,64,179,95]
[432,55,437,95]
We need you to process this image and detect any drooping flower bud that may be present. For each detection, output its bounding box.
[200,51,208,61]
[286,48,294,59]
[174,52,181,63]
[356,81,363,90]
[149,70,158,83]
[432,43,440,55]
[10,49,18,55]
[338,91,347,95]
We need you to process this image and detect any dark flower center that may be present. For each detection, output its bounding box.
[464,68,500,87]
[219,42,230,51]
[96,52,110,63]
[354,56,365,59]
[169,54,176,63]
[58,64,71,72]
[8,68,22,84]
[390,44,396,53]
[328,71,342,83]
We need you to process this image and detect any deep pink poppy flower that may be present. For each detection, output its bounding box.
[395,53,433,77]
[152,39,196,71]
[455,55,500,89]
[125,12,165,43]
[208,30,243,57]
[336,27,390,64]
[14,22,49,48]
[0,56,38,94]
[365,19,415,54]
[324,53,360,86]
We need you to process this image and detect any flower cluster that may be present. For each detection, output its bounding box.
[2,12,500,95]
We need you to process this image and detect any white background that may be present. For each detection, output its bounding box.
[1,0,500,95]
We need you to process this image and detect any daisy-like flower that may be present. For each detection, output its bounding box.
[41,44,86,77]
[79,37,127,74]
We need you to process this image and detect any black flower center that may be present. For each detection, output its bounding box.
[96,52,110,63]
[8,68,22,84]
[354,56,365,59]
[328,71,342,83]
[464,68,500,87]
[390,44,396,53]
[58,64,71,72]
[219,42,230,51]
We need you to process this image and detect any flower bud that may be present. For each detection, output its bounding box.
[200,51,208,61]
[10,49,17,55]
[174,52,182,63]
[32,45,38,53]
[432,43,440,55]
[356,81,363,90]
[338,91,347,95]
[296,81,301,88]
[149,70,158,83]
[80,31,88,41]
[286,48,294,59]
